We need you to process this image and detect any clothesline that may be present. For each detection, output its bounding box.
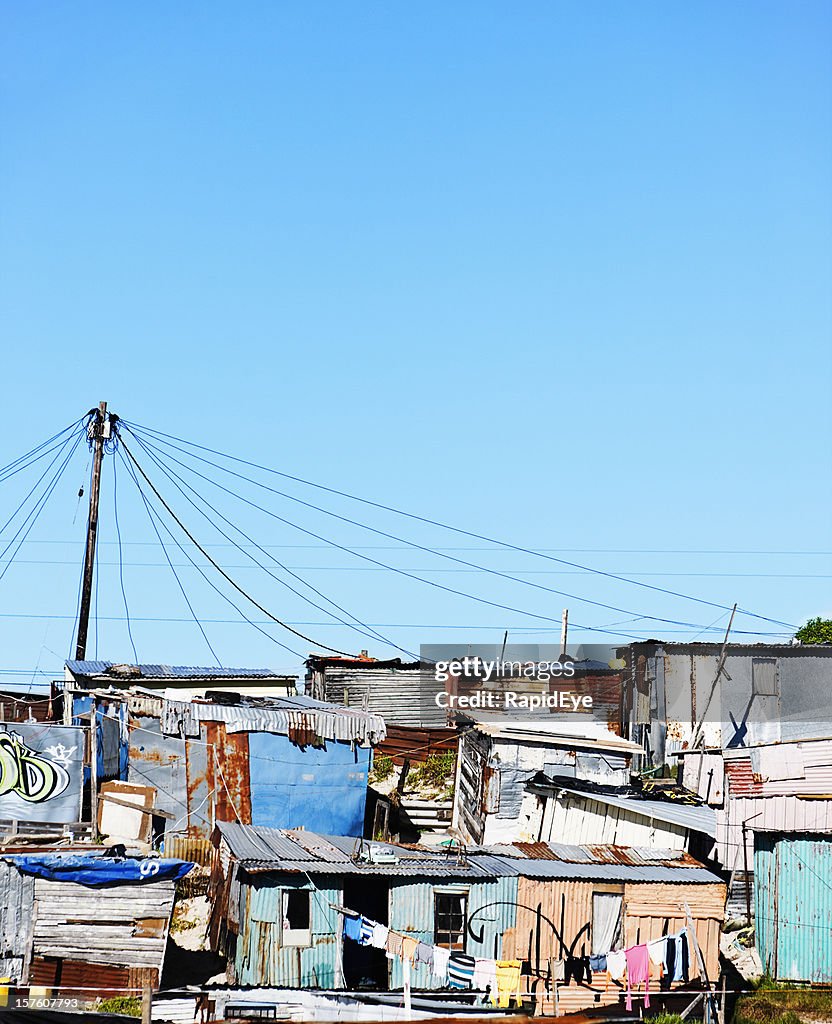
[336,903,693,1013]
[337,906,522,1008]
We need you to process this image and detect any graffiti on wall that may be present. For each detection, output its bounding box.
[0,723,84,823]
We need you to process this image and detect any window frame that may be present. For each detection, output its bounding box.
[433,888,469,951]
[280,888,312,948]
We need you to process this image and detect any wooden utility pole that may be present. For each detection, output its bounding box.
[75,401,110,662]
[560,608,568,658]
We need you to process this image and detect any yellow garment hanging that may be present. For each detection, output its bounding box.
[495,960,522,1008]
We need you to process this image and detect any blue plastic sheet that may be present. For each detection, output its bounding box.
[9,853,194,887]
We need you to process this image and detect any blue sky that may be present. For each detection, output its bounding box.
[1,2,830,683]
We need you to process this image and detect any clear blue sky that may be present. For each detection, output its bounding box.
[1,2,830,684]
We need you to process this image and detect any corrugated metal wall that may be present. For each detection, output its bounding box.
[502,877,725,1015]
[755,834,832,983]
[0,859,33,981]
[316,668,446,728]
[386,876,519,990]
[541,792,688,850]
[233,874,341,987]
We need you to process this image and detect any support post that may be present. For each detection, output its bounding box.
[75,401,109,662]
[90,705,98,835]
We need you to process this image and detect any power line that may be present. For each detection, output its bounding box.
[5,539,832,555]
[112,454,139,663]
[133,429,723,633]
[117,446,306,660]
[118,433,361,657]
[118,447,223,667]
[128,427,415,659]
[0,419,83,483]
[125,419,796,630]
[129,430,789,640]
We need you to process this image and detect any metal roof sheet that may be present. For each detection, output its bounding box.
[66,660,294,680]
[216,824,721,883]
[552,786,717,836]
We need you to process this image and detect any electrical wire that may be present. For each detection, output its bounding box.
[112,454,139,663]
[119,433,361,656]
[132,429,720,633]
[128,427,416,659]
[125,419,796,630]
[0,429,84,588]
[0,419,83,483]
[117,447,224,667]
[125,431,781,641]
[118,446,304,660]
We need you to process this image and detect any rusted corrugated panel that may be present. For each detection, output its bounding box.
[204,721,252,830]
[166,835,214,866]
[127,714,187,823]
[0,692,52,723]
[185,727,210,838]
[376,726,458,765]
[29,956,151,994]
[725,758,763,796]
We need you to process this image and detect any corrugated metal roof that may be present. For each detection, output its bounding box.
[216,823,722,883]
[467,718,642,753]
[66,660,294,680]
[500,860,723,883]
[551,786,717,836]
[165,694,387,744]
[216,822,497,877]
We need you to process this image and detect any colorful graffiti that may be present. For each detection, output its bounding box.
[0,731,72,802]
[0,724,83,823]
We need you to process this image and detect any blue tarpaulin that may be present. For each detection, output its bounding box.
[9,854,194,887]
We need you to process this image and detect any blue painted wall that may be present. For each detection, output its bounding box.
[755,833,832,983]
[387,876,519,989]
[233,873,342,987]
[248,733,371,837]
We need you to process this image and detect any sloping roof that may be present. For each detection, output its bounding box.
[66,660,295,681]
[546,785,717,836]
[215,823,724,884]
[215,822,507,877]
[162,692,387,744]
[467,718,642,754]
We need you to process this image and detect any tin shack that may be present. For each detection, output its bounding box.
[209,824,725,1014]
[125,689,386,841]
[0,852,192,990]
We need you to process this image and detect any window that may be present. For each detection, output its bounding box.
[591,892,622,955]
[434,891,467,950]
[752,658,779,697]
[281,889,311,947]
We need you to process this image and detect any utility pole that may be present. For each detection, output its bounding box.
[75,402,112,662]
[560,608,568,658]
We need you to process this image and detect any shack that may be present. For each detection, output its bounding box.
[453,719,643,845]
[209,823,725,1014]
[64,660,298,701]
[126,689,386,841]
[0,852,192,990]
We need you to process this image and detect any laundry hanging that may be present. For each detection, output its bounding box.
[495,960,522,1008]
[447,952,476,989]
[624,944,650,1011]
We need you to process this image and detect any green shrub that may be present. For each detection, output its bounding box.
[408,752,456,790]
[369,755,394,783]
[96,995,141,1016]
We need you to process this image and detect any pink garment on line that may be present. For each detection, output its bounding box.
[625,944,650,1011]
